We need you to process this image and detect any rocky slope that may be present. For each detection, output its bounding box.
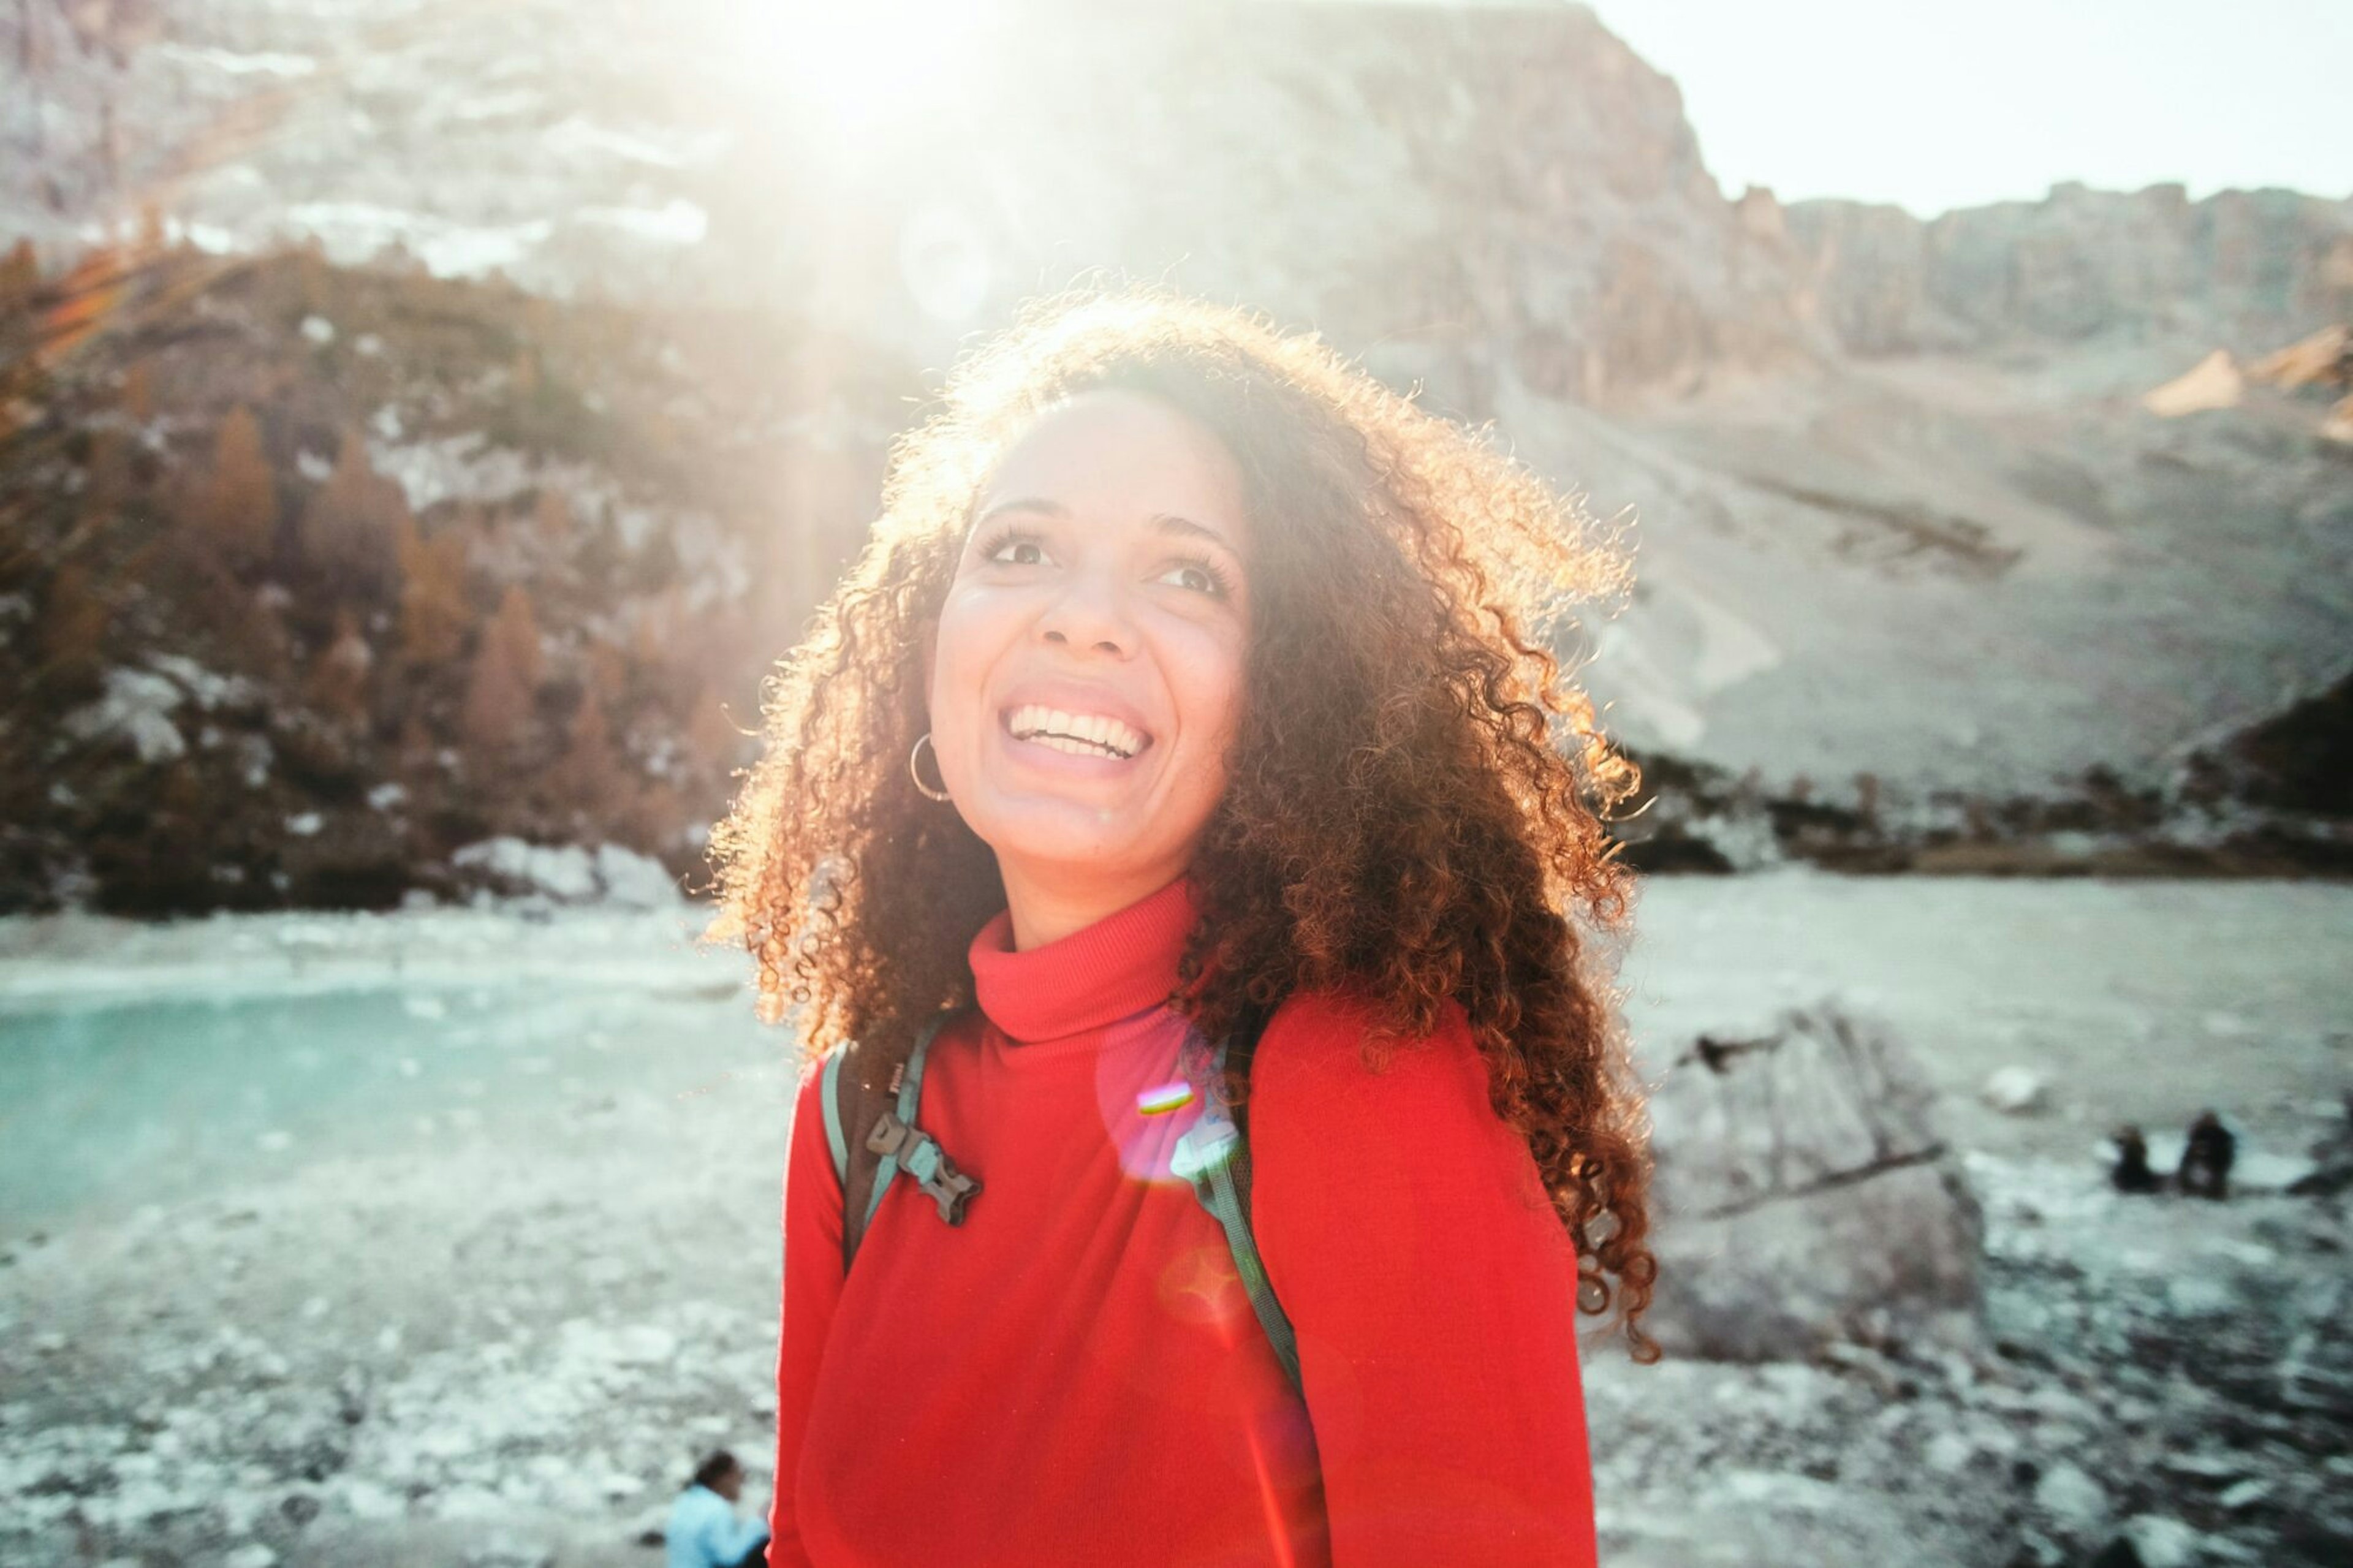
[4,0,2349,914]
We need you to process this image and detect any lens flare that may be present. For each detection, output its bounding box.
[1136,1080,1194,1116]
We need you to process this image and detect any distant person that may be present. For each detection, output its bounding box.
[702,284,1658,1564]
[664,1450,768,1568]
[2177,1110,2235,1199]
[2109,1124,2163,1193]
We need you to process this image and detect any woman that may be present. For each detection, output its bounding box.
[703,284,1658,1566]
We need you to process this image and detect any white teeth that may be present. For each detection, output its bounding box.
[1006,703,1147,759]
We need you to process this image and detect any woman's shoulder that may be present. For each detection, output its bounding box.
[1251,984,1491,1118]
[1245,985,1554,1235]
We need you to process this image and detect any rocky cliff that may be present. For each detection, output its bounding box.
[1785,181,2353,354]
[4,0,2348,912]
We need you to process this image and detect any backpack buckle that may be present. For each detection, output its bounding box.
[866,1112,983,1225]
[1169,1111,1237,1187]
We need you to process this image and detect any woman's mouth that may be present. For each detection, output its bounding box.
[1004,704,1151,760]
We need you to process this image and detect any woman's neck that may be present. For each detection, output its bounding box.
[996,857,1189,950]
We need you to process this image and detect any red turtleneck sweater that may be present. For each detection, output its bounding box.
[767,876,1597,1566]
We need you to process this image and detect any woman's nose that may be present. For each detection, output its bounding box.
[1037,569,1134,656]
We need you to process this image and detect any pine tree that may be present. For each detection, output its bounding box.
[119,358,151,421]
[558,689,621,816]
[397,520,472,668]
[135,202,167,260]
[483,583,545,691]
[190,405,278,568]
[627,585,676,670]
[585,639,629,708]
[532,487,573,545]
[297,429,406,599]
[0,239,37,312]
[306,607,374,724]
[685,683,749,776]
[36,561,110,696]
[75,427,134,532]
[461,611,533,754]
[622,778,684,855]
[461,585,544,752]
[397,710,440,776]
[0,241,42,436]
[224,584,297,682]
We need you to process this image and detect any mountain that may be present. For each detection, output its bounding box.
[4,0,2347,911]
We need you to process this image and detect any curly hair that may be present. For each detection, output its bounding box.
[699,280,1661,1362]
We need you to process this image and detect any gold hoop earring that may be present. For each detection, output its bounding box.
[909,732,953,803]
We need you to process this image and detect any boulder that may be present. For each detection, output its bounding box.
[1643,1000,1985,1361]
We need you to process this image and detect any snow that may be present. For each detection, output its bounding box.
[62,668,188,764]
[145,654,257,713]
[575,199,709,246]
[237,734,275,789]
[281,203,556,279]
[154,45,320,79]
[451,838,601,902]
[365,432,536,512]
[541,116,730,170]
[592,844,684,909]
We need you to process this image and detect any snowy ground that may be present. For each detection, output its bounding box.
[1,873,2347,1566]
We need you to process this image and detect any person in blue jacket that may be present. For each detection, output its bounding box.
[664,1450,770,1568]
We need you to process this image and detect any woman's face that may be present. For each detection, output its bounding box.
[925,387,1252,907]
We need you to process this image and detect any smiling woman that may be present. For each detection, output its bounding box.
[700,283,1656,1566]
[926,390,1255,948]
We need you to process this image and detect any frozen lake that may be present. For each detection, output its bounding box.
[1,873,2347,1566]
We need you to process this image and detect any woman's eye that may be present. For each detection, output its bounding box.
[1156,561,1229,597]
[991,538,1046,566]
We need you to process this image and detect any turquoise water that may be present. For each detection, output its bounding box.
[0,979,781,1229]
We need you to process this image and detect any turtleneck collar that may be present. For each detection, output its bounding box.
[968,874,1201,1045]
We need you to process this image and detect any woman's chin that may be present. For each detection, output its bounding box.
[969,737,1155,812]
[964,792,1158,868]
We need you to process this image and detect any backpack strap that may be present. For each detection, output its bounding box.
[1171,1009,1302,1398]
[825,1011,980,1272]
[823,1002,1299,1399]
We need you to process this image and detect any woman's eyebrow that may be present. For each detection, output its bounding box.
[975,497,1239,557]
[974,496,1066,528]
[1151,513,1240,555]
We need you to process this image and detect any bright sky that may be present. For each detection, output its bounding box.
[1362,0,2351,218]
[1589,0,2352,216]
